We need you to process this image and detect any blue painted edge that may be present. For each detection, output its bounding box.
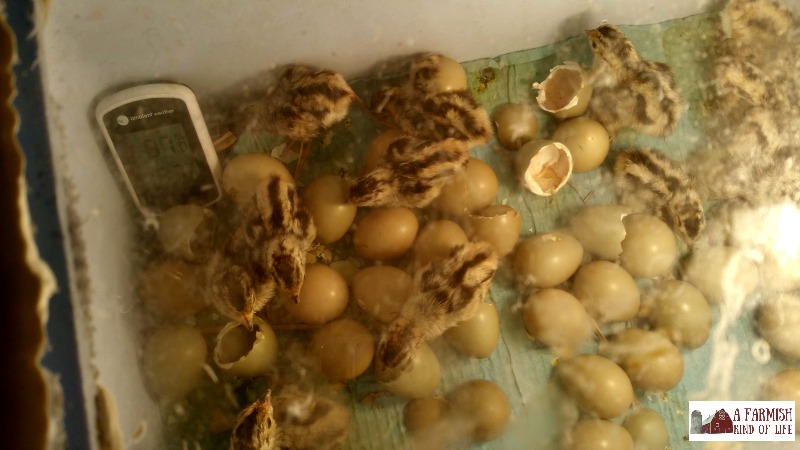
[6,2,92,449]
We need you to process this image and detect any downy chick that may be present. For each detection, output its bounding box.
[613,148,705,245]
[230,390,279,450]
[348,135,469,208]
[377,241,498,370]
[586,24,683,137]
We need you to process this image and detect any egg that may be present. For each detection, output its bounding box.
[221,153,293,207]
[572,261,640,323]
[142,325,208,400]
[413,220,468,266]
[569,204,632,260]
[375,342,441,398]
[466,205,522,257]
[431,158,498,215]
[513,231,583,289]
[444,303,500,359]
[302,175,357,244]
[557,354,634,419]
[619,213,677,278]
[309,319,374,383]
[213,317,279,378]
[642,280,711,349]
[551,117,610,173]
[353,207,419,260]
[523,289,593,357]
[283,264,349,325]
[351,265,412,323]
[494,103,539,150]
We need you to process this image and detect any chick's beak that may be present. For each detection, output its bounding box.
[242,311,255,330]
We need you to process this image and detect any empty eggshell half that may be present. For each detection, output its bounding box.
[515,140,573,196]
[214,317,279,378]
[533,62,593,119]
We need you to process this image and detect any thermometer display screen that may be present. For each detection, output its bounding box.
[99,93,221,213]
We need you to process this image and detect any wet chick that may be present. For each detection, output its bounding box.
[377,241,498,370]
[586,24,683,137]
[230,390,279,450]
[371,87,492,145]
[243,64,358,177]
[208,223,276,329]
[613,148,705,245]
[273,385,351,450]
[252,174,316,302]
[348,135,469,208]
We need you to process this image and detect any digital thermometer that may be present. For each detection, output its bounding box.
[95,83,223,219]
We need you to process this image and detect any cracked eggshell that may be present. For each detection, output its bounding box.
[214,317,279,377]
[569,204,632,261]
[533,62,593,119]
[514,140,572,196]
[466,205,522,257]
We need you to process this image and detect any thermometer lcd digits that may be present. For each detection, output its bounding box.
[96,83,223,217]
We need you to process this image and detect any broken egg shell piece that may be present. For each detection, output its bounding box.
[514,140,573,196]
[533,62,593,119]
[214,317,279,378]
[157,204,218,262]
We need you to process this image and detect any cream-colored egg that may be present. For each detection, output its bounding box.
[466,205,522,257]
[157,205,218,261]
[309,319,374,383]
[533,62,593,119]
[523,289,593,358]
[564,419,634,450]
[682,245,759,304]
[353,207,419,260]
[302,175,357,244]
[213,317,279,378]
[410,54,468,94]
[142,325,208,400]
[598,328,684,391]
[569,204,632,260]
[513,231,584,289]
[363,129,404,173]
[375,342,441,398]
[572,261,640,323]
[447,380,511,442]
[493,103,539,151]
[620,214,678,278]
[221,153,293,207]
[757,294,800,360]
[763,370,800,427]
[551,117,610,173]
[431,158,499,215]
[404,397,449,433]
[622,408,669,450]
[444,303,500,359]
[351,265,412,323]
[283,264,348,325]
[414,220,468,266]
[139,259,208,320]
[557,354,635,419]
[642,280,711,349]
[515,140,572,196]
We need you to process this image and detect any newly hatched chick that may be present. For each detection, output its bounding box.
[371,88,493,145]
[273,385,351,450]
[209,175,315,327]
[348,135,469,208]
[377,241,498,370]
[230,390,279,450]
[586,24,683,137]
[252,174,316,302]
[208,221,276,329]
[242,64,358,176]
[613,148,705,245]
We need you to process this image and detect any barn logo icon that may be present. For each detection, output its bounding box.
[691,408,733,434]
